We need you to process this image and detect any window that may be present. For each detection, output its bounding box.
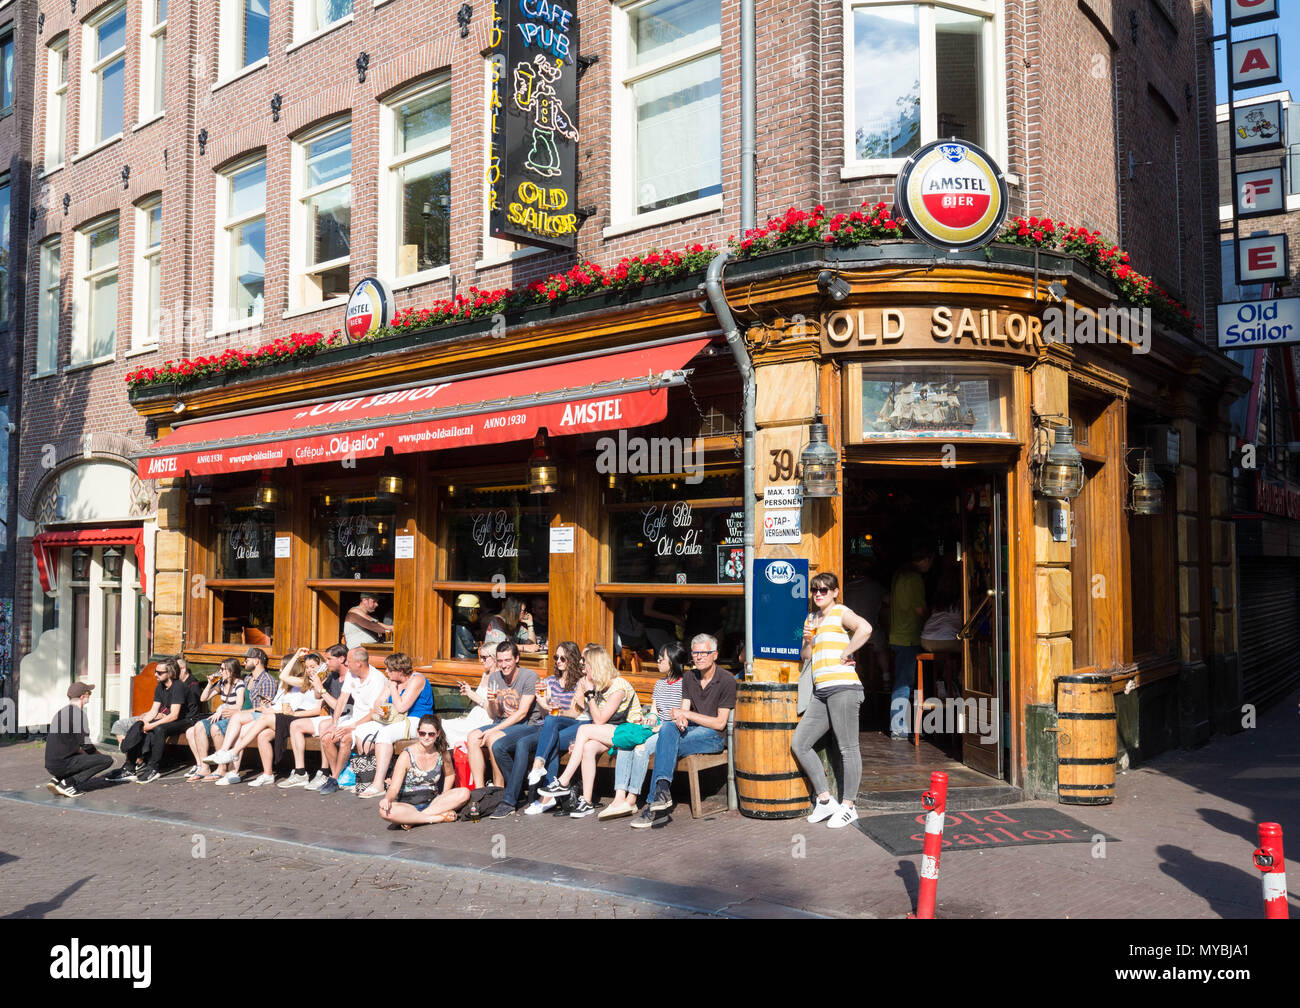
[221,0,270,76]
[134,197,162,350]
[611,0,722,223]
[384,77,451,281]
[844,362,1015,441]
[845,1,999,172]
[141,0,167,119]
[45,37,68,170]
[1,31,13,113]
[216,156,266,328]
[293,121,351,305]
[74,215,120,364]
[37,239,61,374]
[0,176,8,324]
[84,3,127,148]
[298,0,352,39]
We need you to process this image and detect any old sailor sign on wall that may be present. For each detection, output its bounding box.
[895,140,1009,252]
[488,0,580,251]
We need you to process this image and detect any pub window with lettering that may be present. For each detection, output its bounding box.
[306,490,397,652]
[845,362,1015,441]
[844,1,999,174]
[207,498,277,649]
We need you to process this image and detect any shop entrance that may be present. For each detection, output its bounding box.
[843,465,1012,796]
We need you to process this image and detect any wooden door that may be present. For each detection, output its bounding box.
[958,477,1005,778]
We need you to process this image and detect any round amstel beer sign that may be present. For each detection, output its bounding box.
[895,140,1008,251]
[344,277,395,343]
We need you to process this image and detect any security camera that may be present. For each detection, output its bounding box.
[817,270,852,303]
[1046,282,1067,303]
[4,422,14,434]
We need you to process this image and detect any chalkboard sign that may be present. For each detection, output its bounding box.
[487,0,581,251]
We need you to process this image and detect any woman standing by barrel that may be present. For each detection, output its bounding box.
[792,572,874,829]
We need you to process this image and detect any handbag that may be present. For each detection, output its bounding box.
[452,745,474,791]
[348,752,377,789]
[797,659,814,715]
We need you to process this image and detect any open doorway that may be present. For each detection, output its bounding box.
[843,465,1012,796]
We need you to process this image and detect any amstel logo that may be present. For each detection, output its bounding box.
[895,140,1008,252]
[345,277,395,343]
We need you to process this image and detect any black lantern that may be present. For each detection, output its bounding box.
[253,471,281,510]
[528,428,559,494]
[71,547,92,581]
[102,545,124,581]
[377,470,405,502]
[1036,424,1085,500]
[800,416,839,497]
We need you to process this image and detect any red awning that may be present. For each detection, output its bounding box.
[33,527,147,594]
[137,338,710,478]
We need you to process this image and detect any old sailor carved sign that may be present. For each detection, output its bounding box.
[895,139,1008,252]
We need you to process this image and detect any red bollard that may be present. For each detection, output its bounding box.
[911,771,949,919]
[1253,823,1289,919]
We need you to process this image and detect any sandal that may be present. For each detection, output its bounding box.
[386,822,414,831]
[430,810,458,824]
[200,773,222,782]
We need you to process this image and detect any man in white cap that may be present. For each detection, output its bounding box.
[453,593,481,659]
[45,683,114,797]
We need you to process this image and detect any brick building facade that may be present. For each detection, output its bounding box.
[12,0,1246,799]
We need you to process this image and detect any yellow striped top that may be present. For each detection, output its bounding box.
[805,605,863,695]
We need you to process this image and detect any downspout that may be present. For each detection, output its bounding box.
[704,250,754,814]
[741,0,756,231]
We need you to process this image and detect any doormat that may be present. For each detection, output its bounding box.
[856,807,1117,854]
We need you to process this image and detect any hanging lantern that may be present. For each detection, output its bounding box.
[799,417,839,498]
[71,547,92,581]
[102,545,124,581]
[1130,454,1164,515]
[253,471,281,510]
[377,469,405,502]
[1036,424,1084,500]
[528,428,560,494]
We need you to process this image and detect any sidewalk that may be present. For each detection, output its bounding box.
[4,689,1298,918]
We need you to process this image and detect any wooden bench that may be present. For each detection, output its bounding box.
[558,748,728,818]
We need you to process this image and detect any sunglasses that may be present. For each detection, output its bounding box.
[554,655,568,663]
[811,587,833,596]
[417,730,438,738]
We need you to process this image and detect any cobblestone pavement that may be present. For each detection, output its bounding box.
[3,688,1298,919]
[0,799,710,919]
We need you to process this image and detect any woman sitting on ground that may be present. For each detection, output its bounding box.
[539,644,641,818]
[185,659,245,781]
[379,713,470,828]
[599,641,687,820]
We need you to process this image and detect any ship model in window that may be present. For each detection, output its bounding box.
[874,381,976,432]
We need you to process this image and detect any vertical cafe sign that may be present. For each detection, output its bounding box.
[488,0,581,250]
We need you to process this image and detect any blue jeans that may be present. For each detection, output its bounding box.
[492,723,542,809]
[650,724,725,792]
[614,739,655,796]
[534,715,583,783]
[891,645,920,736]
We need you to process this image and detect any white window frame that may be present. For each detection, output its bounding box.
[36,238,61,376]
[379,76,453,289]
[44,36,69,172]
[213,154,267,334]
[73,214,120,366]
[291,119,352,310]
[0,29,14,114]
[607,0,724,236]
[293,0,354,47]
[480,60,541,270]
[81,2,128,153]
[132,197,162,352]
[219,0,270,82]
[841,0,1006,179]
[139,0,167,122]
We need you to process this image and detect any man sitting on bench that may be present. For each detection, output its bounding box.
[631,633,735,828]
[111,658,193,784]
[317,646,388,795]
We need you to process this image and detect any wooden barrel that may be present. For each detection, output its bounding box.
[1055,672,1116,805]
[734,682,812,819]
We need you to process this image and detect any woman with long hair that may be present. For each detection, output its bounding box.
[186,659,245,782]
[483,596,539,651]
[378,713,469,828]
[538,644,641,818]
[792,571,874,829]
[599,641,687,819]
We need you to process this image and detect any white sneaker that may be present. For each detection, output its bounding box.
[827,804,859,829]
[204,749,235,766]
[807,797,839,824]
[183,765,203,780]
[526,766,546,787]
[214,772,241,786]
[523,798,556,815]
[304,771,328,791]
[247,773,275,788]
[277,771,310,789]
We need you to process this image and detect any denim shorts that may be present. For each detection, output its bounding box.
[207,716,230,737]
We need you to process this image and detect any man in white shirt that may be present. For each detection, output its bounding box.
[318,646,387,794]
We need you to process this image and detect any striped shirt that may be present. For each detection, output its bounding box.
[652,677,684,720]
[806,605,863,697]
[542,676,577,714]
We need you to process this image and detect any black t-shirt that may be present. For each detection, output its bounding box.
[45,703,92,773]
[179,676,205,722]
[322,670,352,716]
[154,680,195,721]
[683,666,738,720]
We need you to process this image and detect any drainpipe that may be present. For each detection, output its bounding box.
[704,250,754,813]
[741,0,756,231]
